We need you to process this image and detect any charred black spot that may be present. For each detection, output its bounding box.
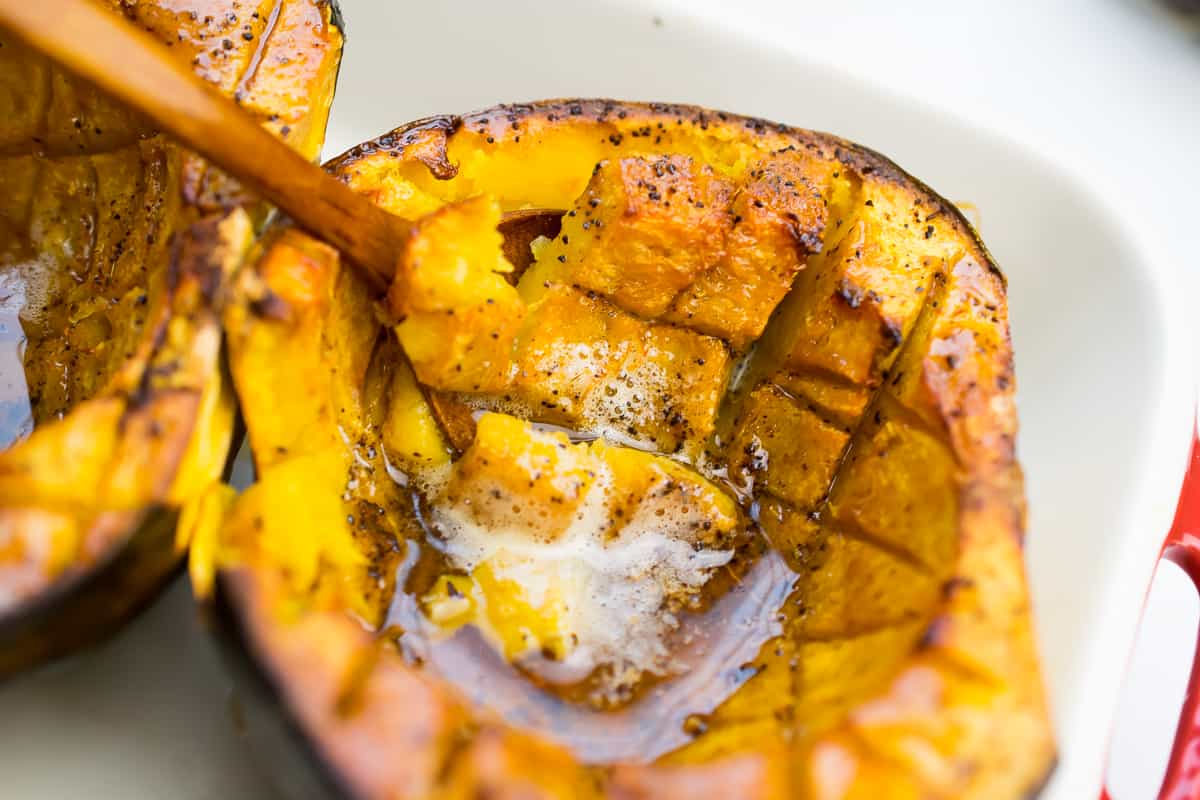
[836,279,865,309]
[250,290,291,321]
[881,319,904,349]
[916,616,952,650]
[940,576,975,600]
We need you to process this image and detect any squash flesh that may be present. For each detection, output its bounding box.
[0,0,343,673]
[217,101,1054,799]
[422,413,738,678]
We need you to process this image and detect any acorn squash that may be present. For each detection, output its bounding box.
[0,0,343,676]
[209,100,1055,799]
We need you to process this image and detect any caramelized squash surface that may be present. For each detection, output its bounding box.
[0,0,343,674]
[214,100,1054,799]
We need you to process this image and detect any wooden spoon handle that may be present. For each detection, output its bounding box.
[0,0,405,285]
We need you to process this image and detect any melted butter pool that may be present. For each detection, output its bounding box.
[386,544,795,764]
[0,271,34,449]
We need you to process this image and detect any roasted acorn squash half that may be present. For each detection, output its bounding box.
[207,100,1056,799]
[0,0,343,676]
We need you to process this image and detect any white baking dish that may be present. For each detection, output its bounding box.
[0,1,1193,797]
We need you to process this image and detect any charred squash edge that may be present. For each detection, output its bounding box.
[0,411,246,677]
[327,99,1005,295]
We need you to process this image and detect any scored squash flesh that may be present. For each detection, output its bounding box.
[212,100,1055,799]
[0,0,343,675]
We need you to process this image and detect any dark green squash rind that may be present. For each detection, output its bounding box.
[0,508,180,678]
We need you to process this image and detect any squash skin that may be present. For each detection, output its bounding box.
[0,508,175,676]
[0,0,344,676]
[215,100,1055,799]
[208,571,356,800]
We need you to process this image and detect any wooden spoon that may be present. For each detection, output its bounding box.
[0,0,560,288]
